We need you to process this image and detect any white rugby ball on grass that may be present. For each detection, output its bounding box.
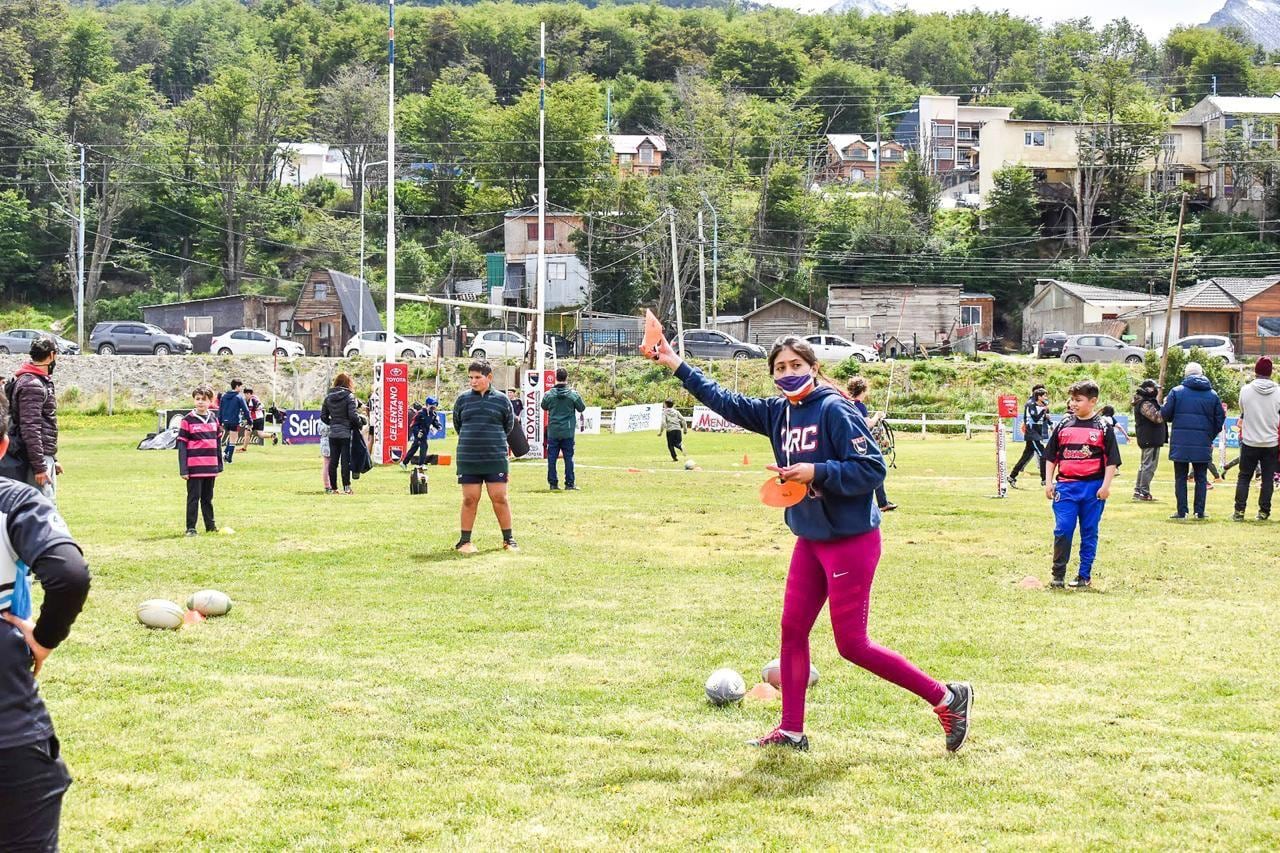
[704,668,747,706]
[761,658,819,689]
[136,599,185,630]
[684,459,698,470]
[186,589,233,617]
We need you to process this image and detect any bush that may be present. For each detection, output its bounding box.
[1142,347,1241,407]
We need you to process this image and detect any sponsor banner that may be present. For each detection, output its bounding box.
[1224,416,1241,450]
[428,412,449,441]
[996,418,1007,497]
[613,403,663,434]
[378,362,410,464]
[577,407,602,435]
[1014,414,1131,445]
[522,369,555,459]
[691,406,745,433]
[282,410,325,444]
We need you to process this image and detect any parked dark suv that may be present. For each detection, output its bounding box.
[90,322,193,355]
[1034,331,1068,359]
[676,329,766,360]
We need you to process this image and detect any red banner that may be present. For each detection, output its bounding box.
[380,361,410,464]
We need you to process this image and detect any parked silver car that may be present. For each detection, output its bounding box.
[1060,334,1147,364]
[0,329,79,355]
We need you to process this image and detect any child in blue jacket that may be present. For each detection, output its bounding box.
[646,333,972,753]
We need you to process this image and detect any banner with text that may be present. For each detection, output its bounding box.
[522,369,555,458]
[691,406,746,433]
[282,410,325,444]
[577,407,602,435]
[613,403,663,434]
[378,362,410,464]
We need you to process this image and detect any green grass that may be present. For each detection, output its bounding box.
[47,417,1280,848]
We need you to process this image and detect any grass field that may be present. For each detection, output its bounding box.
[46,413,1280,849]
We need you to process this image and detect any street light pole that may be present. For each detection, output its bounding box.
[700,193,718,328]
[358,158,387,342]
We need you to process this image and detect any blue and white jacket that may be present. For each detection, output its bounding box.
[675,362,886,541]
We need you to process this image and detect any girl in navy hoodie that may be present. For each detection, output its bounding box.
[647,334,972,752]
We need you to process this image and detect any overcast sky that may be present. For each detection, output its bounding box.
[765,0,1228,41]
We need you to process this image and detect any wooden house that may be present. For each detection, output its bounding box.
[142,294,293,353]
[827,282,964,346]
[739,297,825,346]
[958,292,995,340]
[608,135,667,176]
[290,269,382,356]
[1021,279,1153,347]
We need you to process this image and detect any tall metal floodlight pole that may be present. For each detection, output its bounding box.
[76,144,86,351]
[534,22,546,384]
[696,209,707,329]
[384,0,397,363]
[359,158,387,341]
[700,193,718,329]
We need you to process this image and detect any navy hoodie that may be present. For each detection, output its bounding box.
[675,363,886,541]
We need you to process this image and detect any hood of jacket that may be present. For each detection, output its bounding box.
[1181,374,1213,392]
[13,362,51,382]
[1247,378,1276,396]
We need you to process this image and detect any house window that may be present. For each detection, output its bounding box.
[1162,133,1181,151]
[526,222,554,241]
[848,168,865,182]
[547,262,567,280]
[619,153,632,164]
[883,147,902,160]
[1024,131,1046,147]
[184,316,213,336]
[848,146,870,161]
[844,315,871,329]
[934,147,954,161]
[960,305,981,327]
[957,126,974,141]
[932,123,954,139]
[279,320,291,338]
[315,281,328,301]
[639,146,654,164]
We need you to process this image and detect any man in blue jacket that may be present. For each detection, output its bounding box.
[1161,362,1226,520]
[217,380,252,464]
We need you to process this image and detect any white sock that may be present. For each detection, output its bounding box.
[779,729,804,740]
[938,686,953,707]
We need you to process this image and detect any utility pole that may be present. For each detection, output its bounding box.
[696,209,707,329]
[1158,192,1189,398]
[76,144,86,351]
[358,158,387,341]
[668,208,684,358]
[383,0,397,363]
[700,193,718,327]
[532,21,547,382]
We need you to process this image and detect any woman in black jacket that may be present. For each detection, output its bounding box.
[321,372,359,494]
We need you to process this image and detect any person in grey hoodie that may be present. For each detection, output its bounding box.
[1234,356,1280,521]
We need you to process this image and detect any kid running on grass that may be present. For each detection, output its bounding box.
[177,385,224,536]
[660,399,686,461]
[1044,380,1120,589]
[644,333,972,752]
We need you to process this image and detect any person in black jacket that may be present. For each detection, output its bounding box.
[2,337,61,501]
[1131,379,1167,501]
[321,372,360,495]
[1009,385,1050,488]
[0,386,91,850]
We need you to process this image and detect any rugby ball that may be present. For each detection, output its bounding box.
[761,658,820,690]
[136,599,185,630]
[704,668,746,706]
[186,589,233,617]
[684,459,697,470]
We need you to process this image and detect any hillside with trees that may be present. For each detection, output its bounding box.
[2,0,1279,338]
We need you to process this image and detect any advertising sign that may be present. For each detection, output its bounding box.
[613,403,663,434]
[281,410,325,444]
[427,412,449,441]
[522,369,555,459]
[577,407,602,435]
[691,406,745,433]
[996,394,1019,419]
[378,362,410,465]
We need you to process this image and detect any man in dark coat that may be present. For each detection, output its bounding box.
[1160,362,1225,519]
[1131,379,1167,502]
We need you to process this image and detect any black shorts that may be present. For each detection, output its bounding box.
[0,736,72,850]
[458,472,508,485]
[251,418,265,432]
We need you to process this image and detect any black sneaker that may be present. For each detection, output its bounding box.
[1169,513,1187,520]
[185,528,198,537]
[566,485,579,491]
[747,727,809,751]
[549,484,560,491]
[933,682,972,752]
[1007,477,1018,489]
[1049,578,1065,589]
[1068,576,1091,589]
[1194,513,1209,520]
[1232,510,1246,522]
[1259,511,1271,521]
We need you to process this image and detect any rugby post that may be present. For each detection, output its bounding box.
[994,393,1017,498]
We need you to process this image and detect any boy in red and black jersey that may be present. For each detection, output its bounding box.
[1044,380,1120,589]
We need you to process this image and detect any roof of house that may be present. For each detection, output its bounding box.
[961,292,995,300]
[743,297,825,320]
[608,134,668,154]
[1201,96,1280,115]
[830,281,963,290]
[825,134,903,161]
[1117,275,1280,318]
[1042,279,1150,306]
[504,206,583,219]
[140,294,291,310]
[1211,275,1280,301]
[323,269,383,333]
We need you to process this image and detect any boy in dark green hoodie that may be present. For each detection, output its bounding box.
[540,367,586,490]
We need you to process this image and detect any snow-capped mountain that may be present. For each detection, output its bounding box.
[1205,0,1280,51]
[826,0,892,14]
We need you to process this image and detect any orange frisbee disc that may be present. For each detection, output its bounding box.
[639,308,664,358]
[760,477,806,508]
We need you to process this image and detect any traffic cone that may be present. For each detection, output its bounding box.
[742,454,750,466]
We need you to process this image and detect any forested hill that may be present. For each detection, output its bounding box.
[2,0,1278,336]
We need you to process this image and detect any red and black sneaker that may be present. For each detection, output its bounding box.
[747,727,809,752]
[933,682,973,753]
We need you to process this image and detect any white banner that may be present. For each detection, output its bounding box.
[613,403,663,434]
[691,406,745,433]
[522,369,554,459]
[577,406,602,435]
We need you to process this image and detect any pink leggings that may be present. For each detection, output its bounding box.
[779,530,945,732]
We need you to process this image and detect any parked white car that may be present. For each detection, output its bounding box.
[342,331,432,359]
[468,330,553,361]
[802,333,880,363]
[210,328,304,357]
[1172,334,1236,363]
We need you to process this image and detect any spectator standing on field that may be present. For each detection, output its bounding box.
[1,336,62,501]
[321,373,360,495]
[848,377,897,512]
[1161,362,1225,520]
[177,385,223,535]
[540,368,585,491]
[1233,357,1280,522]
[1131,379,1167,502]
[217,380,251,465]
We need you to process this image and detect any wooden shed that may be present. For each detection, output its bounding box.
[290,269,382,356]
[958,292,995,340]
[142,294,293,354]
[740,298,825,346]
[827,283,963,346]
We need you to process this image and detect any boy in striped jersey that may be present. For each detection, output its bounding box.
[178,385,224,536]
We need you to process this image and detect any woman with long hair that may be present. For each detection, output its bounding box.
[645,334,972,752]
[321,372,359,495]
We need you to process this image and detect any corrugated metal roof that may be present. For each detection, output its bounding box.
[608,134,668,154]
[324,269,382,333]
[1206,96,1280,115]
[961,292,995,300]
[1052,280,1150,305]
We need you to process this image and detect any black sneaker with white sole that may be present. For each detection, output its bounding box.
[933,682,972,752]
[1068,576,1091,589]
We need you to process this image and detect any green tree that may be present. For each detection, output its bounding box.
[895,151,940,236]
[0,190,36,291]
[983,164,1040,243]
[315,63,387,211]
